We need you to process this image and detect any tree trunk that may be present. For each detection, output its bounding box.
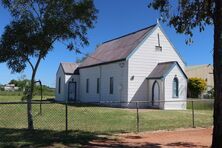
[27,71,35,130]
[27,56,42,130]
[212,0,222,147]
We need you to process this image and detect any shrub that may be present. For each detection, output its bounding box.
[207,88,215,99]
[188,77,207,98]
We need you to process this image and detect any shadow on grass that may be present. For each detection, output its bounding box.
[0,128,109,147]
[166,142,209,148]
[0,128,209,148]
[57,102,124,108]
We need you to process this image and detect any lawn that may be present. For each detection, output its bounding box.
[0,128,106,147]
[187,99,214,110]
[0,102,213,132]
[0,95,54,102]
[0,95,213,147]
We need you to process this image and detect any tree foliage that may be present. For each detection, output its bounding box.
[149,0,214,43]
[188,77,207,98]
[8,79,54,96]
[0,0,97,130]
[0,0,97,72]
[149,1,222,147]
[9,79,30,91]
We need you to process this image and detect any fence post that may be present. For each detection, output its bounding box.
[191,100,195,128]
[40,81,43,115]
[136,102,139,133]
[66,83,69,133]
[34,80,43,115]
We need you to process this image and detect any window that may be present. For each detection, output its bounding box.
[155,46,162,52]
[110,77,114,94]
[155,33,162,51]
[173,77,179,98]
[86,79,89,93]
[58,77,61,94]
[97,78,100,94]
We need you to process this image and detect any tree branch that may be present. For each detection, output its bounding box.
[30,0,44,29]
[27,58,34,71]
[34,54,42,72]
[207,0,214,20]
[51,37,58,46]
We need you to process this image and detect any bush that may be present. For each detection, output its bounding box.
[188,77,207,98]
[207,88,214,99]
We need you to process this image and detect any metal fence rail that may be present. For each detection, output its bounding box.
[0,99,214,133]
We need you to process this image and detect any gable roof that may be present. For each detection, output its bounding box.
[60,62,79,75]
[79,24,157,68]
[147,61,188,79]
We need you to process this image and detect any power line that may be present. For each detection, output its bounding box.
[59,41,105,63]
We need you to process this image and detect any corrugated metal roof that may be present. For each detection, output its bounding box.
[186,64,212,70]
[61,62,79,74]
[79,24,157,68]
[148,61,176,79]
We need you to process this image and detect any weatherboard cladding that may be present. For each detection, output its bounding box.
[61,62,79,75]
[79,24,156,68]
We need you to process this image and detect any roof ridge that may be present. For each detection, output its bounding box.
[61,62,79,65]
[158,61,177,64]
[102,24,157,44]
[187,64,211,67]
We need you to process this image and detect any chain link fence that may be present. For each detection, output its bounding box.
[0,99,214,133]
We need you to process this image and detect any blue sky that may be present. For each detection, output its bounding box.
[0,0,214,87]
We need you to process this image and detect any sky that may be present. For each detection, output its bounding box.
[0,0,214,87]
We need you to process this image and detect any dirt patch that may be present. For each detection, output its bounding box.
[88,128,212,148]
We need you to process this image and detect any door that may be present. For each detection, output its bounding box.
[152,81,160,106]
[68,82,76,101]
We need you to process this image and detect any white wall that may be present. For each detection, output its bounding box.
[148,79,165,109]
[164,65,187,110]
[64,75,80,101]
[55,65,65,101]
[128,26,185,102]
[79,66,100,102]
[79,61,128,102]
[55,65,80,102]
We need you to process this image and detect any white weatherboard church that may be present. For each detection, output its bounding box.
[55,23,188,110]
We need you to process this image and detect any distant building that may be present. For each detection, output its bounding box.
[4,84,19,91]
[186,64,214,90]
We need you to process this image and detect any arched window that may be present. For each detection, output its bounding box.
[173,77,179,98]
[152,81,160,106]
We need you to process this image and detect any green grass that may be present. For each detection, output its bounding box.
[0,95,54,102]
[0,128,107,147]
[0,103,213,132]
[187,100,214,110]
[0,95,213,147]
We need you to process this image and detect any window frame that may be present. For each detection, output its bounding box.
[58,77,61,94]
[86,78,89,93]
[109,77,114,94]
[172,77,179,98]
[155,33,162,52]
[97,78,100,94]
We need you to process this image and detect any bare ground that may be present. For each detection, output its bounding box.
[87,128,212,148]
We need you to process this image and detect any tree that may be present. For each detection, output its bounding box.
[148,0,221,147]
[0,0,97,130]
[9,79,30,91]
[188,77,207,98]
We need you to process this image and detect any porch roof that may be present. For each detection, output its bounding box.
[147,61,187,79]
